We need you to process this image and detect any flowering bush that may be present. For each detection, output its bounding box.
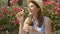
[0,0,60,33]
[0,6,22,31]
[43,1,60,31]
[0,0,22,31]
[0,0,29,32]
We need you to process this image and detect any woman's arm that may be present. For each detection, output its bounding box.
[19,17,31,34]
[16,12,27,34]
[19,20,27,34]
[45,17,51,34]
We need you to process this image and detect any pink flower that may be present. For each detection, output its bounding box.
[53,7,58,11]
[54,11,59,15]
[14,0,18,2]
[56,8,60,12]
[50,1,56,5]
[10,0,15,6]
[11,0,18,2]
[10,0,18,6]
[45,2,49,7]
[47,9,50,13]
[0,14,3,18]
[57,4,60,8]
[1,7,8,14]
[10,13,14,17]
[1,7,6,11]
[12,20,19,25]
[13,6,22,13]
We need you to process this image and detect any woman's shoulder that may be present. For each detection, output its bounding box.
[44,16,51,21]
[44,16,51,23]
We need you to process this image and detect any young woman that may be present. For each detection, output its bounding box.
[16,0,51,34]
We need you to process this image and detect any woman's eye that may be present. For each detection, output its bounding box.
[31,6,34,7]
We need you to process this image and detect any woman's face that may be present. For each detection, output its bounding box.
[28,2,39,16]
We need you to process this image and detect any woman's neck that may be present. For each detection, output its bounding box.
[33,13,38,21]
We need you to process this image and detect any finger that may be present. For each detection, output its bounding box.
[16,13,21,18]
[26,28,29,30]
[28,26,33,30]
[17,13,21,17]
[25,27,29,32]
[28,26,33,28]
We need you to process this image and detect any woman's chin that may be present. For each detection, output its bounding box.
[29,12,32,16]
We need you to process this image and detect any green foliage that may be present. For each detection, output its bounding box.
[43,1,60,31]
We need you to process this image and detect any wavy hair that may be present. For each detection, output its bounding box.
[28,1,43,27]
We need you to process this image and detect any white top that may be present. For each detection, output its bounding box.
[29,16,46,34]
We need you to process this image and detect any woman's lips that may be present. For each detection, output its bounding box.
[29,10,32,15]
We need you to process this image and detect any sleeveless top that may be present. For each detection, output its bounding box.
[29,16,46,34]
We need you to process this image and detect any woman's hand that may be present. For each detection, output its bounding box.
[24,26,35,33]
[24,26,40,34]
[16,12,24,22]
[28,26,35,32]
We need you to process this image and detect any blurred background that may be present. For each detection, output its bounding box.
[0,0,60,34]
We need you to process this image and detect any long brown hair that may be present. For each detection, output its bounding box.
[29,1,43,27]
